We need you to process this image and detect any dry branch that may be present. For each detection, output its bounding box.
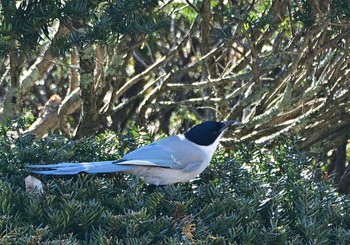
[26,94,62,137]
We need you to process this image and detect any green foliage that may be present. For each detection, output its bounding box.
[0,0,164,57]
[332,0,350,19]
[1,121,350,243]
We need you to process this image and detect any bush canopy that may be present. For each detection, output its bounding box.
[1,121,350,243]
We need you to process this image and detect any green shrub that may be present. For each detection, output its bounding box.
[1,120,350,244]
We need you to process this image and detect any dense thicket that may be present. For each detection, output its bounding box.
[1,1,350,186]
[1,121,350,244]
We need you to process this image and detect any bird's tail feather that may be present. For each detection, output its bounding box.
[26,160,131,175]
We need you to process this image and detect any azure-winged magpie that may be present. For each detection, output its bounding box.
[27,120,240,185]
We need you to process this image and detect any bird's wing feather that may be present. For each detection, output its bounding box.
[116,135,204,171]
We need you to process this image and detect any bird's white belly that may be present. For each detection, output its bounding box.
[128,165,206,185]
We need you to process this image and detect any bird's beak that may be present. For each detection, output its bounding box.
[221,120,242,131]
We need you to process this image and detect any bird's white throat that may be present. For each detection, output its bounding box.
[179,132,223,161]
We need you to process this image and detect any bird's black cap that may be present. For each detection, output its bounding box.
[184,120,240,146]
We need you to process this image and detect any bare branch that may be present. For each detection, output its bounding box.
[25,94,62,137]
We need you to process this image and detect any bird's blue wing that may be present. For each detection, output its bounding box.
[116,135,205,171]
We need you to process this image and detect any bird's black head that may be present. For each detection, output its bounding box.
[184,120,238,146]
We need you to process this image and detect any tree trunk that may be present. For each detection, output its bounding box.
[74,46,99,138]
[0,51,21,122]
[328,141,350,194]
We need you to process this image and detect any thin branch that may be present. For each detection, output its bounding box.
[114,18,198,102]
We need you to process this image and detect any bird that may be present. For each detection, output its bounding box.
[27,120,241,185]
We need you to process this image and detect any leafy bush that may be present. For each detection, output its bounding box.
[1,120,350,244]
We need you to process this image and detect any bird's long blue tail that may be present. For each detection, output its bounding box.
[26,161,131,175]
